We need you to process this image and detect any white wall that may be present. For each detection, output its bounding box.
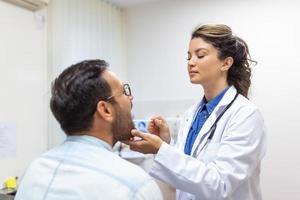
[125,0,300,199]
[47,0,127,147]
[0,1,47,183]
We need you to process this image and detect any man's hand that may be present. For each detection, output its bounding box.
[123,129,163,154]
[148,116,171,144]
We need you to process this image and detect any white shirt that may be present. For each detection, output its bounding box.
[150,86,267,200]
[15,135,162,200]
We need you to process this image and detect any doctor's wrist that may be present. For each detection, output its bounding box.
[160,131,171,144]
[154,138,163,153]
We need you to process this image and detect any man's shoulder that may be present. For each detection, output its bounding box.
[46,142,152,181]
[107,154,152,180]
[18,146,162,200]
[109,158,162,199]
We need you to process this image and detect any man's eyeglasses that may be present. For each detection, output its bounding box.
[106,83,131,101]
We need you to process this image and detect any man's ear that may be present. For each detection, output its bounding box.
[221,57,234,71]
[96,101,114,123]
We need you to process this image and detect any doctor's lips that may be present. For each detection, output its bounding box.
[188,70,198,75]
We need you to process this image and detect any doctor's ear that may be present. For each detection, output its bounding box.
[221,57,234,71]
[95,101,114,122]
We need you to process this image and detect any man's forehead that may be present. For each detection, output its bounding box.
[103,70,122,89]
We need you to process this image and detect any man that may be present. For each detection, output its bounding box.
[15,59,162,200]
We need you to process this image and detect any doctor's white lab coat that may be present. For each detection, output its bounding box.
[149,86,267,200]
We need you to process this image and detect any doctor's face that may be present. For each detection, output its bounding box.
[187,38,225,86]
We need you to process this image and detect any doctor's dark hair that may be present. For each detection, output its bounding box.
[50,59,112,135]
[191,24,256,98]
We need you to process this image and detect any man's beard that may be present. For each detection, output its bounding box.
[111,104,135,143]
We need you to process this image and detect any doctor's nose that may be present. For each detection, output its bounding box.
[188,57,196,67]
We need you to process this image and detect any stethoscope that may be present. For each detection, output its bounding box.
[192,92,239,158]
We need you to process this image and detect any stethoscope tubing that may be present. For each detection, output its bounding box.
[192,92,239,158]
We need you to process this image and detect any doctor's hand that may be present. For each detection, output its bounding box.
[123,129,163,154]
[148,116,171,144]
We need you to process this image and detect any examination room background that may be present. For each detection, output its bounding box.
[0,0,299,199]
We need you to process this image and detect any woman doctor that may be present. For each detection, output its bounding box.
[124,24,266,200]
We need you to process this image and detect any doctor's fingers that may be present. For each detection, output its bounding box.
[147,122,158,133]
[148,118,158,128]
[129,139,161,154]
[122,139,140,148]
[122,138,155,153]
[132,129,162,141]
[121,139,146,151]
[131,129,156,141]
[153,119,170,131]
[149,115,162,120]
[132,129,162,144]
[129,141,149,153]
[147,120,155,128]
[150,115,167,123]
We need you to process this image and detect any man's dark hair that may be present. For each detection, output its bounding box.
[50,59,111,135]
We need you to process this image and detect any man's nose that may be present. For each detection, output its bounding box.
[129,95,134,101]
[129,95,133,109]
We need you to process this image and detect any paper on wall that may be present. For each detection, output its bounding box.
[0,123,16,157]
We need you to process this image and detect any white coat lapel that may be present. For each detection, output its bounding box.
[178,100,203,152]
[190,110,217,156]
[190,86,238,156]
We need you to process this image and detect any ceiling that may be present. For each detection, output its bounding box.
[107,0,163,8]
